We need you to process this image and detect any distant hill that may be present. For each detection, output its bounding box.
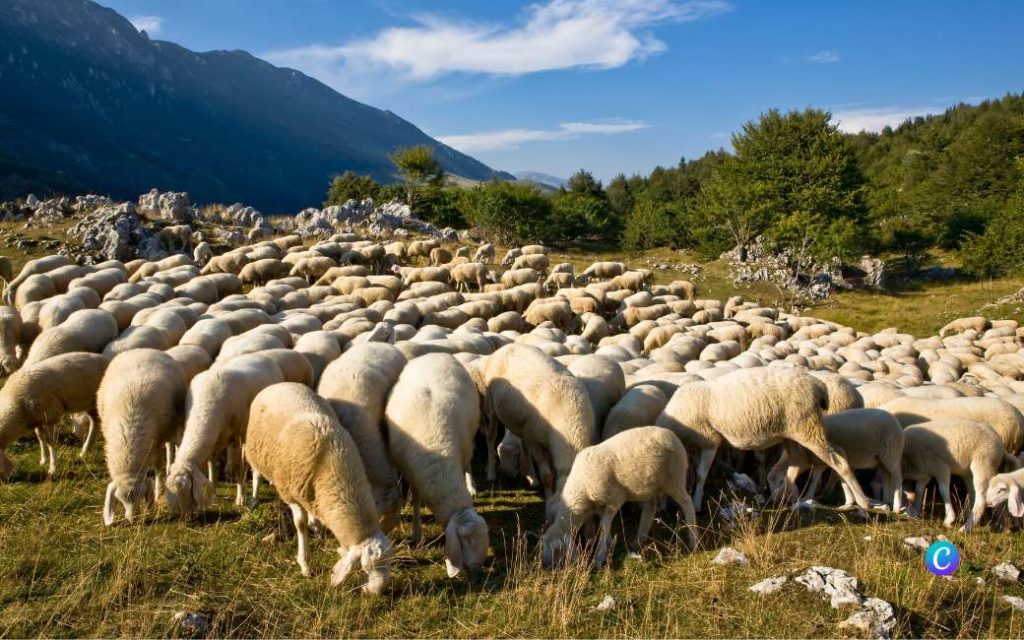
[0,0,512,212]
[515,171,568,190]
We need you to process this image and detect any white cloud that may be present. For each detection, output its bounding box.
[437,119,649,152]
[806,50,839,64]
[129,15,163,35]
[263,0,731,87]
[831,106,944,133]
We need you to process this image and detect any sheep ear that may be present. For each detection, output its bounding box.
[331,547,360,587]
[191,467,214,509]
[103,481,117,526]
[1009,484,1024,518]
[444,517,463,577]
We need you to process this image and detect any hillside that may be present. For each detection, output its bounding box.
[0,0,511,212]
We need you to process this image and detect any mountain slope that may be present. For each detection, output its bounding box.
[0,0,511,212]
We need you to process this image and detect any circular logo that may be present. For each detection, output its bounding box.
[925,541,960,576]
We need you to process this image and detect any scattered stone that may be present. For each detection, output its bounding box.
[839,598,897,639]
[595,595,616,611]
[712,547,749,565]
[1002,595,1024,611]
[748,576,787,595]
[858,255,887,289]
[863,536,872,541]
[974,577,986,586]
[729,472,759,495]
[991,562,1021,583]
[792,499,819,511]
[171,611,209,636]
[903,536,931,551]
[795,566,861,609]
[139,189,193,222]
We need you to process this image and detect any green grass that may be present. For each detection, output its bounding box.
[4,443,1024,638]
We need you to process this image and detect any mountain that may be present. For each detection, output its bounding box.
[0,0,512,212]
[515,171,568,189]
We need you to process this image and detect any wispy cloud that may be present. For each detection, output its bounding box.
[263,0,731,92]
[831,106,944,133]
[129,15,163,35]
[806,50,839,63]
[437,119,650,152]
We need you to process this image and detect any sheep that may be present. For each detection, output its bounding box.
[14,274,56,310]
[429,247,453,266]
[602,384,668,441]
[238,259,291,285]
[98,349,189,525]
[0,353,108,479]
[511,253,549,273]
[496,431,540,487]
[541,427,697,567]
[450,263,489,292]
[293,331,341,385]
[245,383,392,592]
[902,419,1012,531]
[809,371,865,414]
[767,408,904,511]
[483,344,596,509]
[23,309,119,366]
[317,343,407,532]
[985,467,1024,518]
[655,368,872,512]
[500,247,522,266]
[3,255,70,305]
[164,353,285,515]
[881,396,1024,455]
[568,355,626,430]
[501,268,541,288]
[0,306,21,375]
[473,243,495,264]
[384,353,489,576]
[580,261,624,282]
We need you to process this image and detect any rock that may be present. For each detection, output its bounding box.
[68,201,162,261]
[748,576,787,595]
[595,595,616,611]
[712,547,749,565]
[792,499,819,511]
[729,472,759,495]
[902,536,931,551]
[991,562,1020,583]
[1002,595,1024,611]
[859,256,887,289]
[170,611,209,636]
[839,598,897,639]
[795,566,862,609]
[25,193,38,208]
[139,189,193,222]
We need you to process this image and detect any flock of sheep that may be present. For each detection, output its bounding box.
[3,231,1024,596]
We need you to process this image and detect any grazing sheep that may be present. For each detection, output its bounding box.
[882,396,1024,454]
[164,353,285,515]
[985,467,1024,518]
[568,355,626,430]
[902,419,1012,531]
[23,309,119,366]
[580,261,624,282]
[809,371,864,414]
[602,384,668,441]
[245,383,392,592]
[317,344,407,532]
[0,353,108,479]
[429,247,454,266]
[511,253,549,273]
[472,243,495,264]
[767,408,904,511]
[0,306,22,375]
[14,274,56,310]
[450,263,489,292]
[385,353,489,576]
[656,368,871,512]
[500,248,522,266]
[3,255,70,305]
[238,259,291,286]
[542,427,697,567]
[483,344,597,508]
[98,349,188,525]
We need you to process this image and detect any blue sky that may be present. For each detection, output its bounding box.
[102,1,1024,182]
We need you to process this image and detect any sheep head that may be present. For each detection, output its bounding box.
[332,532,392,595]
[987,476,1024,517]
[164,462,214,516]
[443,508,489,577]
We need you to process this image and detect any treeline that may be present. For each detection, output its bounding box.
[327,93,1024,276]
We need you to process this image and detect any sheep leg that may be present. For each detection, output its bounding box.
[78,414,96,458]
[207,460,216,486]
[154,468,164,502]
[35,429,47,466]
[805,467,826,500]
[165,442,174,475]
[252,469,261,501]
[465,471,478,498]
[289,503,311,576]
[667,480,698,550]
[483,417,498,483]
[791,438,870,510]
[935,469,956,527]
[594,509,616,566]
[633,500,656,552]
[910,479,927,518]
[839,482,856,508]
[410,490,423,546]
[103,481,117,526]
[967,466,992,533]
[882,460,904,513]
[692,447,718,513]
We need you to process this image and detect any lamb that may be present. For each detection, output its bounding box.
[98,349,189,525]
[317,343,407,532]
[0,353,108,479]
[245,383,392,592]
[23,308,119,366]
[541,427,697,567]
[902,419,1012,531]
[483,344,596,509]
[881,396,1024,454]
[602,384,668,441]
[985,467,1024,518]
[655,368,872,512]
[767,408,904,511]
[384,353,489,576]
[164,353,285,514]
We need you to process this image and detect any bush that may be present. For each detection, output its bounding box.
[324,171,380,206]
[459,181,552,245]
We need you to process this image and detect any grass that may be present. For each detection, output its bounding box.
[6,216,1024,636]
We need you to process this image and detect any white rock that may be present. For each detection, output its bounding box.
[748,576,787,595]
[730,472,759,494]
[595,595,616,611]
[863,536,872,541]
[171,612,209,635]
[903,536,931,551]
[795,566,862,609]
[839,598,897,639]
[991,562,1021,583]
[712,547,749,565]
[1003,595,1024,611]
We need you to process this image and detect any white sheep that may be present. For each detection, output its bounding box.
[985,467,1024,518]
[0,306,22,375]
[98,349,188,525]
[656,368,871,512]
[317,343,407,532]
[602,383,668,441]
[23,308,119,366]
[541,426,697,567]
[384,353,489,576]
[245,383,392,593]
[0,353,108,479]
[882,396,1024,455]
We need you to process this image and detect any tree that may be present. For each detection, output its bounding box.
[391,145,445,205]
[459,181,552,245]
[961,158,1024,278]
[565,170,606,199]
[324,171,380,206]
[623,190,683,249]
